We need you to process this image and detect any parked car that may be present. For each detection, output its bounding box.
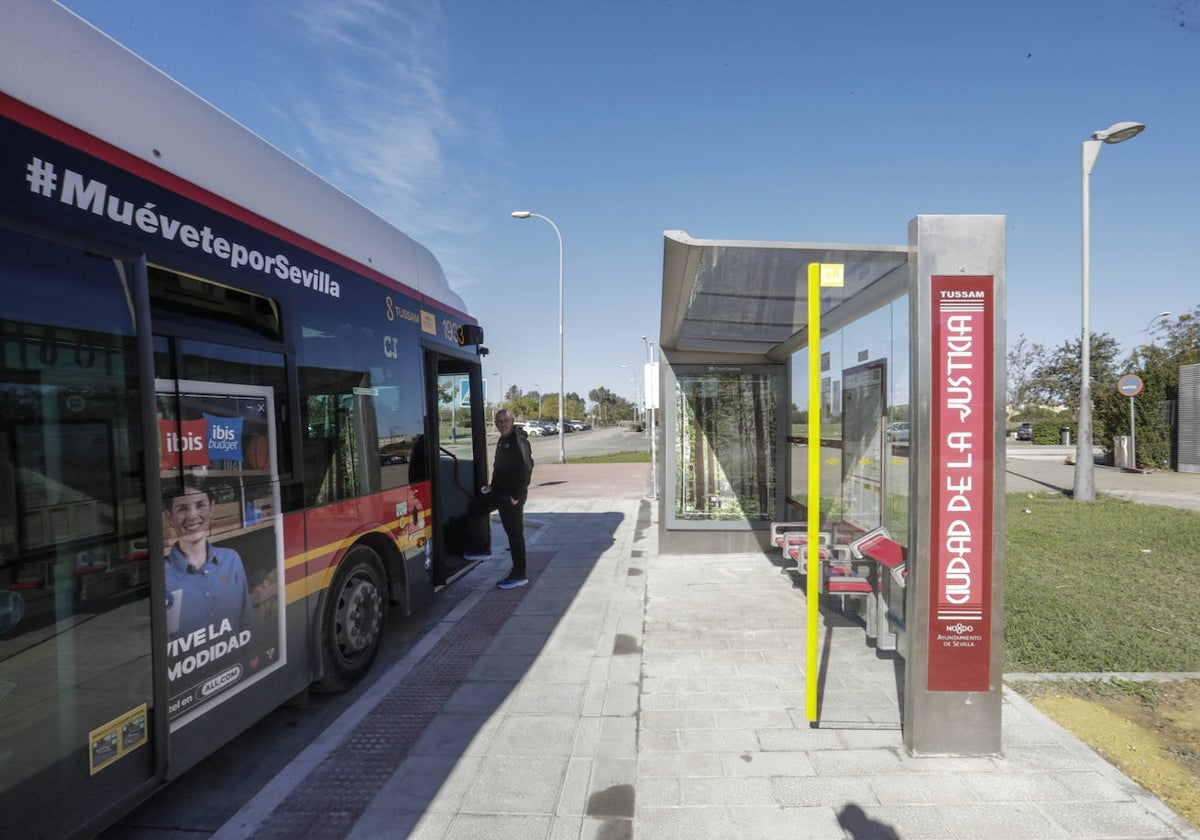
[565,420,589,431]
[1015,422,1033,441]
[379,451,407,465]
[516,422,545,436]
[885,422,910,443]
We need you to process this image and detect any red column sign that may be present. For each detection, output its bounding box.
[929,276,994,692]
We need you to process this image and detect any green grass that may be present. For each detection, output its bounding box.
[563,450,652,464]
[1004,492,1200,673]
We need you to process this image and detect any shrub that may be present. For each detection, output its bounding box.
[1032,419,1074,445]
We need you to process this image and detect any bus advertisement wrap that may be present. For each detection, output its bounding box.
[158,384,286,727]
[0,7,482,829]
[24,151,341,298]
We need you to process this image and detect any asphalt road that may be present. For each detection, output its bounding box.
[516,423,650,463]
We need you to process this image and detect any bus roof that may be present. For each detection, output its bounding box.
[2,0,468,316]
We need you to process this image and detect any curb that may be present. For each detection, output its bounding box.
[1005,672,1200,683]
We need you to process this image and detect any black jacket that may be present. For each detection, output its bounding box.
[491,428,533,501]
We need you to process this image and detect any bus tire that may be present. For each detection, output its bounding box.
[315,545,387,692]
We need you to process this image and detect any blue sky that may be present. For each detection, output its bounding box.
[60,0,1199,404]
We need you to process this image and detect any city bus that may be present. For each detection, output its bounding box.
[0,3,489,836]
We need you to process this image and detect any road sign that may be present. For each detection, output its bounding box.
[1117,374,1144,397]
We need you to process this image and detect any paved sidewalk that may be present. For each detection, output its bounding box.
[215,463,1200,840]
[1005,446,1200,511]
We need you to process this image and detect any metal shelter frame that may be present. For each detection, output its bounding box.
[655,218,1007,756]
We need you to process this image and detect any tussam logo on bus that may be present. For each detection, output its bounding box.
[24,156,340,298]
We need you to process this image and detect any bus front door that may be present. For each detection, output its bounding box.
[424,352,486,584]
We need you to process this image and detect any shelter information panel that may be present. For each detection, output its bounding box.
[928,276,994,692]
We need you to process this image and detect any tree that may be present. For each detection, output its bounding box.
[1158,306,1200,368]
[791,403,807,429]
[1093,306,1200,469]
[565,392,586,420]
[507,393,539,419]
[1030,332,1122,411]
[1006,334,1050,417]
[588,386,621,424]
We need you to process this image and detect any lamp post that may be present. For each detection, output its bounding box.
[1073,121,1145,502]
[1143,310,1170,346]
[535,383,542,419]
[641,335,658,501]
[512,210,565,463]
[1144,311,1170,331]
[619,364,639,422]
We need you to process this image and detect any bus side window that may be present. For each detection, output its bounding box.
[301,391,356,506]
[298,308,399,506]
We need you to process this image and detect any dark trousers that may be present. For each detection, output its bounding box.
[468,492,526,577]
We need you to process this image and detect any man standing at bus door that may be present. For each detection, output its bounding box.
[470,409,533,589]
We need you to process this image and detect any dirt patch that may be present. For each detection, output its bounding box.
[1015,679,1200,828]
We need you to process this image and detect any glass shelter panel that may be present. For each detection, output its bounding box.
[882,301,911,546]
[840,359,886,533]
[672,367,780,523]
[790,296,911,544]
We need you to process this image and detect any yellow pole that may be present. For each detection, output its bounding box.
[806,263,821,723]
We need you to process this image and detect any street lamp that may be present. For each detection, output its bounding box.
[619,364,639,422]
[1143,310,1170,343]
[1073,121,1145,502]
[511,210,565,463]
[641,335,658,501]
[1144,311,1170,331]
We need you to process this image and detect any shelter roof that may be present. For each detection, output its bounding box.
[661,231,909,358]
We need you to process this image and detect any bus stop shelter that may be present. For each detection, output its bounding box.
[655,216,1007,756]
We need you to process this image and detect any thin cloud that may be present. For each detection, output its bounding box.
[260,0,503,283]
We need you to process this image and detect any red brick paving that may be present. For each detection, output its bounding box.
[529,463,650,500]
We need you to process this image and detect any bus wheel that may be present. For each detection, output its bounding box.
[315,545,387,691]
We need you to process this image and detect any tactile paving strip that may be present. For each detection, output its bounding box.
[250,550,554,839]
